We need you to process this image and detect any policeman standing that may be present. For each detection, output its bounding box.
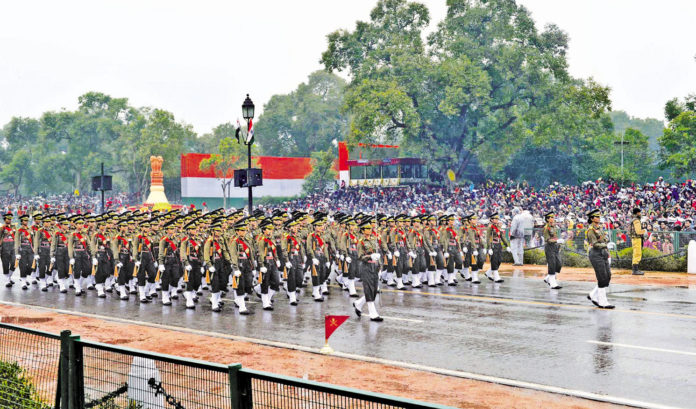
[630,207,646,276]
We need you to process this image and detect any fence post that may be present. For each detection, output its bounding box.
[59,330,81,409]
[228,364,242,409]
[232,366,253,409]
[59,330,71,409]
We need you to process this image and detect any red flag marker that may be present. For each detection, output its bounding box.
[321,315,349,354]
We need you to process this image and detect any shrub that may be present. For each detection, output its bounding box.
[0,360,50,409]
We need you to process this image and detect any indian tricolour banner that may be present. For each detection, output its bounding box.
[180,153,313,208]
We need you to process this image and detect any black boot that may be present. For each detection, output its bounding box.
[632,264,644,275]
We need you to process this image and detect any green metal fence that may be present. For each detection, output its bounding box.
[0,322,453,409]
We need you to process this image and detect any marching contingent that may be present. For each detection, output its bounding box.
[0,205,626,323]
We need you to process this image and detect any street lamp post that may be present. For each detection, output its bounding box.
[614,134,630,187]
[242,94,255,212]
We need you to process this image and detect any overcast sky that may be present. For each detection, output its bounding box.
[1,0,695,135]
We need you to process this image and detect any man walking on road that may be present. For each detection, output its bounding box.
[510,208,525,266]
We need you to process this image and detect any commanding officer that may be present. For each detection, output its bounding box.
[542,211,563,289]
[1,213,16,287]
[485,212,508,283]
[586,209,615,309]
[630,207,646,275]
[14,214,35,290]
[352,218,383,322]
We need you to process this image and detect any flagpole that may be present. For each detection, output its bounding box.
[320,341,334,355]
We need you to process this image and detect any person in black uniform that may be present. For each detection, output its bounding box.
[181,219,203,309]
[586,209,615,309]
[1,213,16,287]
[34,215,53,291]
[50,218,71,293]
[14,214,35,290]
[352,218,383,322]
[542,211,563,289]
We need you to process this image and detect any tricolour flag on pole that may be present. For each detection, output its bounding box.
[325,315,349,342]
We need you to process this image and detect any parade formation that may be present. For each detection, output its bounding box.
[0,204,630,321]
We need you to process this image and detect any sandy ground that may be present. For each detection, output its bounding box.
[0,300,629,409]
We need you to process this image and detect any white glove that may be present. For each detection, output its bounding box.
[312,258,319,265]
[50,257,56,263]
[69,258,75,265]
[607,242,616,250]
[154,262,159,269]
[607,257,612,265]
[387,252,392,260]
[234,270,242,277]
[260,267,267,273]
[370,253,381,261]
[339,254,345,261]
[443,252,450,258]
[346,256,352,264]
[557,239,565,244]
[335,252,340,258]
[325,262,330,268]
[409,251,416,259]
[185,264,192,271]
[15,254,21,260]
[393,251,400,258]
[276,260,281,268]
[135,261,141,267]
[209,266,216,273]
[34,255,40,261]
[157,264,164,272]
[488,249,494,255]
[459,252,464,258]
[462,247,468,253]
[285,262,292,269]
[429,251,436,257]
[473,251,479,256]
[506,247,511,252]
[201,267,205,274]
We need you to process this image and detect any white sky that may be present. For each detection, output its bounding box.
[1,0,695,135]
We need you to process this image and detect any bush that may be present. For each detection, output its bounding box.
[0,360,50,409]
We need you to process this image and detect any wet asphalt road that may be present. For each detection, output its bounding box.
[2,271,695,408]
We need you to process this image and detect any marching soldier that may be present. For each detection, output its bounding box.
[180,219,203,309]
[134,221,157,303]
[306,215,330,302]
[255,219,281,310]
[158,220,181,306]
[352,218,383,322]
[542,212,563,289]
[1,212,16,287]
[484,212,508,283]
[407,216,426,288]
[283,219,303,305]
[14,214,35,290]
[114,219,135,301]
[67,217,91,296]
[229,219,253,315]
[91,217,113,298]
[467,214,486,284]
[203,220,229,313]
[339,218,360,297]
[630,207,646,275]
[424,215,444,287]
[586,209,615,309]
[50,218,71,293]
[440,215,463,286]
[33,215,53,291]
[392,215,410,289]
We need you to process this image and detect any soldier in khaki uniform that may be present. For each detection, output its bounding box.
[630,207,646,276]
[586,209,615,309]
[542,212,563,289]
[352,218,383,322]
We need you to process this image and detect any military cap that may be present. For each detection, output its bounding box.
[311,217,326,226]
[19,214,30,221]
[3,212,13,219]
[632,207,641,215]
[345,217,358,226]
[283,219,298,228]
[259,219,274,230]
[359,219,373,230]
[544,211,555,221]
[587,209,601,222]
[33,214,43,221]
[488,211,499,220]
[210,222,223,232]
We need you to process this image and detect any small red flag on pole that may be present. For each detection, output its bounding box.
[322,315,349,354]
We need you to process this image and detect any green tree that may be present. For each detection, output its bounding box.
[255,71,349,157]
[303,148,338,194]
[659,95,696,178]
[321,0,611,181]
[0,150,32,195]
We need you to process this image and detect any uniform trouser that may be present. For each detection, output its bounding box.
[37,249,51,279]
[137,251,157,286]
[161,256,180,290]
[185,259,202,291]
[446,245,463,274]
[395,246,408,278]
[511,238,524,265]
[346,250,359,279]
[210,258,227,293]
[286,254,302,293]
[1,247,14,277]
[632,238,642,265]
[18,247,34,278]
[73,251,90,279]
[55,248,69,279]
[234,259,253,297]
[117,253,134,285]
[462,244,472,269]
[260,260,280,294]
[311,255,328,286]
[430,246,444,271]
[414,248,427,273]
[360,261,379,302]
[473,246,485,271]
[490,243,503,271]
[544,243,562,275]
[94,250,112,284]
[589,248,611,288]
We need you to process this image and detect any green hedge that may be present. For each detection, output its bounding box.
[0,360,50,409]
[502,247,686,272]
